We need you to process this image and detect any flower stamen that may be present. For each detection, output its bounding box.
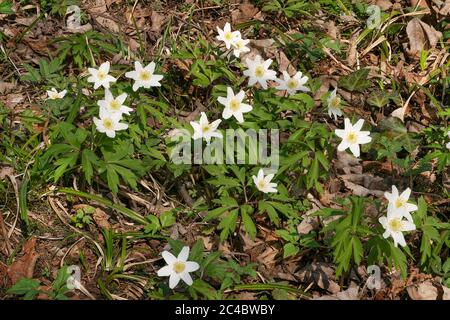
[347,132,357,144]
[255,66,265,78]
[139,71,151,81]
[388,218,402,232]
[103,119,113,130]
[173,261,186,274]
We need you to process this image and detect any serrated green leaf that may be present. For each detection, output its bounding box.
[283,243,299,258]
[241,210,256,239]
[338,68,370,92]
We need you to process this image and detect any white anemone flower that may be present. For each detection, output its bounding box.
[232,38,250,58]
[216,22,241,49]
[243,55,277,89]
[217,87,252,123]
[97,90,133,116]
[275,71,310,96]
[335,118,372,158]
[190,112,222,144]
[446,131,450,150]
[252,168,277,193]
[384,185,418,223]
[125,61,164,92]
[379,210,416,247]
[46,88,67,100]
[327,88,343,120]
[157,246,200,289]
[93,108,128,138]
[87,61,116,90]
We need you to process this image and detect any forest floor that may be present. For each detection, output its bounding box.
[0,0,449,300]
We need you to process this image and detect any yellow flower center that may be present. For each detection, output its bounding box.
[173,261,186,274]
[395,198,405,209]
[202,124,211,133]
[287,79,298,89]
[224,32,233,41]
[258,180,266,190]
[110,100,120,110]
[388,218,402,232]
[331,96,341,108]
[255,66,265,78]
[139,70,151,81]
[229,99,240,111]
[103,118,113,130]
[50,93,59,99]
[236,42,242,49]
[97,71,106,81]
[346,132,357,144]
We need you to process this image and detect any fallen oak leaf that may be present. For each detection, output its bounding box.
[340,173,385,197]
[93,208,111,230]
[406,18,442,58]
[407,280,450,300]
[7,237,39,285]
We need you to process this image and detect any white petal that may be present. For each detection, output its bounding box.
[99,61,110,74]
[344,118,351,130]
[337,140,349,152]
[335,129,346,138]
[247,77,257,87]
[378,216,387,227]
[401,211,414,223]
[263,58,273,69]
[357,134,372,144]
[157,265,172,277]
[226,87,234,99]
[115,122,128,131]
[199,112,208,125]
[257,168,264,180]
[405,203,418,212]
[162,251,177,265]
[222,108,233,119]
[240,103,252,113]
[105,129,116,138]
[353,119,365,131]
[180,272,193,286]
[185,261,200,272]
[178,246,190,262]
[134,61,143,72]
[217,96,228,106]
[349,144,360,157]
[384,191,393,202]
[210,119,222,130]
[169,273,181,289]
[125,70,137,79]
[258,79,268,90]
[236,90,245,102]
[234,111,244,123]
[401,220,416,232]
[105,89,113,101]
[116,93,127,104]
[392,232,406,247]
[146,62,156,73]
[400,188,411,200]
[97,100,107,109]
[264,174,274,183]
[392,185,399,197]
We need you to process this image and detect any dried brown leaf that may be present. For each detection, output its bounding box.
[406,18,442,58]
[407,281,450,300]
[7,237,39,284]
